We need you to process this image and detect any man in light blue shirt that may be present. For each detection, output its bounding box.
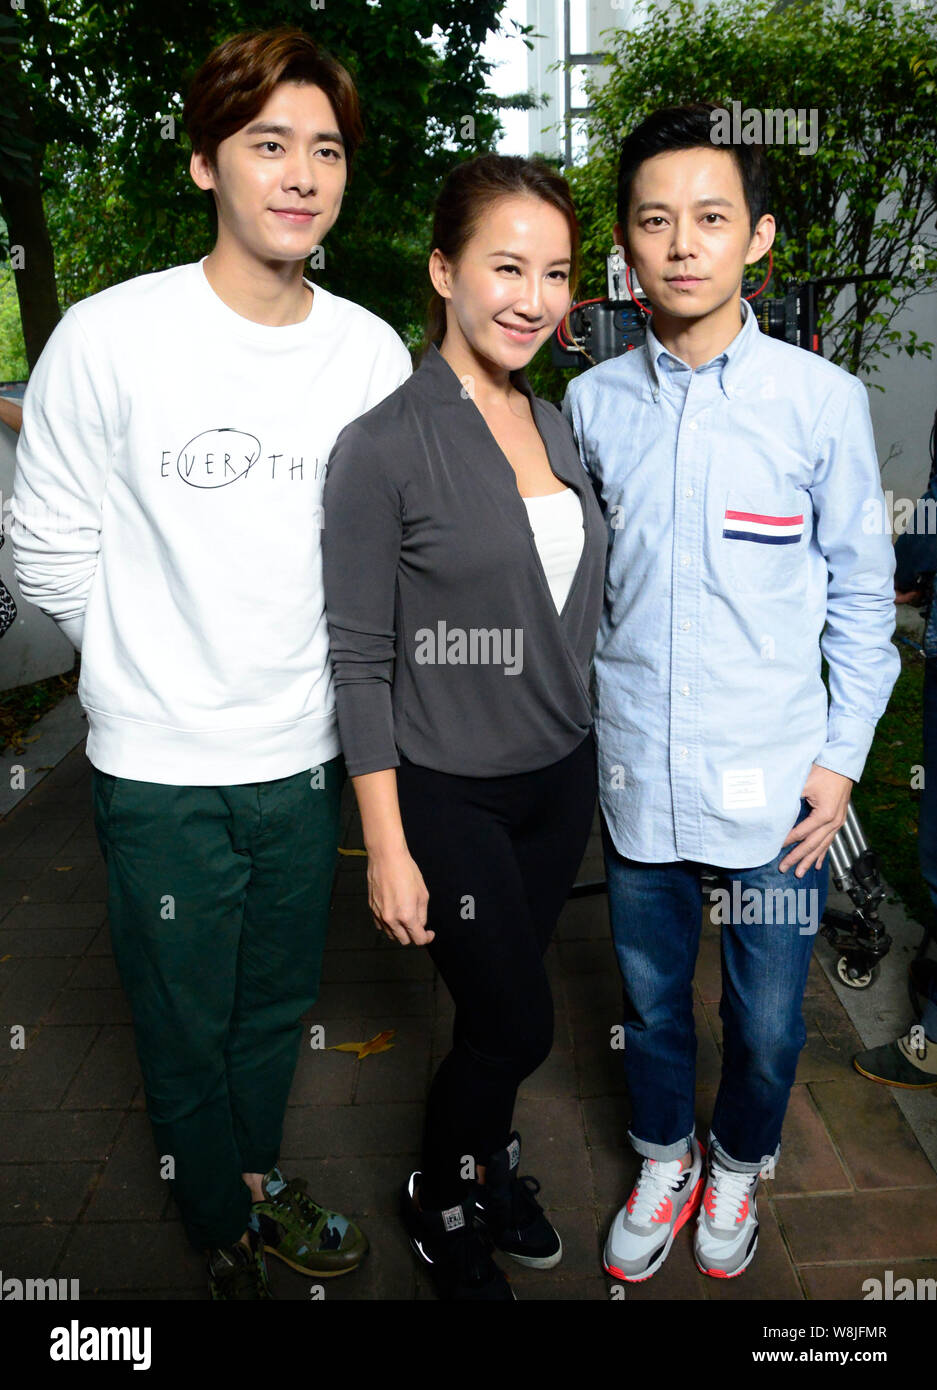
[562,103,899,1285]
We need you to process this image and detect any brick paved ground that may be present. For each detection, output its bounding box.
[1,744,935,1301]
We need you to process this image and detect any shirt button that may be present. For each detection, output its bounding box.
[688,421,698,431]
[684,487,694,498]
[681,620,691,631]
[678,747,688,759]
[681,684,690,696]
[680,554,690,567]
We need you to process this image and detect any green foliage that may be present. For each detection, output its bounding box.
[567,0,937,381]
[0,263,28,380]
[6,0,532,350]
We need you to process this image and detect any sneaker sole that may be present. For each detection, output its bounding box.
[852,1060,937,1089]
[500,1234,563,1270]
[694,1224,759,1279]
[603,1170,705,1283]
[262,1244,365,1277]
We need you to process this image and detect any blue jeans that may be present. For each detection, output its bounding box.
[601,805,828,1174]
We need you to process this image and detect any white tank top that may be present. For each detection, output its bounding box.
[522,487,585,614]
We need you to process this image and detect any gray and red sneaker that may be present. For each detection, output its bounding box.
[603,1136,705,1282]
[693,1153,759,1278]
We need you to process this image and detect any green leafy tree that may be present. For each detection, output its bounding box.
[1,0,538,369]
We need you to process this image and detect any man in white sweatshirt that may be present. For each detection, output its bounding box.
[11,28,412,1299]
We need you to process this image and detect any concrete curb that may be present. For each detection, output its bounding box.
[0,691,87,818]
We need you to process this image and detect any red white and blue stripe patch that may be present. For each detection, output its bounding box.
[723,509,803,545]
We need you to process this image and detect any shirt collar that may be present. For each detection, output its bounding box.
[643,296,757,403]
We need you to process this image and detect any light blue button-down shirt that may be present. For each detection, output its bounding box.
[562,297,900,868]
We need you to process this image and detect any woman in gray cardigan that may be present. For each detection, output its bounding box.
[323,155,605,1300]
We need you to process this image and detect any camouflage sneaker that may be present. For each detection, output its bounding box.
[208,1223,274,1300]
[252,1166,368,1277]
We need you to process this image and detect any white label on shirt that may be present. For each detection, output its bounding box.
[722,768,766,810]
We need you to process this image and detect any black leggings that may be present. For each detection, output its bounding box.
[395,730,597,1207]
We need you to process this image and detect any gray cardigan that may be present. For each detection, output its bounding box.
[322,343,606,778]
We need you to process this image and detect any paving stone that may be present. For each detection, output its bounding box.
[66,955,122,989]
[774,1190,937,1263]
[62,1220,205,1293]
[308,979,434,1020]
[517,1043,578,1100]
[14,865,90,905]
[0,1110,123,1162]
[69,860,109,902]
[799,1259,937,1300]
[564,967,626,1019]
[555,937,619,975]
[0,1025,97,1108]
[0,956,76,1024]
[0,1222,72,1280]
[287,1019,363,1107]
[808,1074,937,1190]
[11,819,84,861]
[510,1275,608,1300]
[46,988,133,1026]
[569,1016,628,1098]
[61,1025,143,1109]
[82,1113,166,1222]
[553,895,611,941]
[320,943,434,982]
[0,1161,99,1224]
[513,1096,593,1208]
[281,1102,424,1158]
[0,927,97,958]
[87,924,114,956]
[352,1019,434,1104]
[0,902,106,933]
[768,1084,852,1195]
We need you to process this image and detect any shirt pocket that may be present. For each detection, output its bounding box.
[720,489,807,595]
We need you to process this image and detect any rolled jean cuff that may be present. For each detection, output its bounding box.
[628,1128,695,1162]
[709,1129,780,1176]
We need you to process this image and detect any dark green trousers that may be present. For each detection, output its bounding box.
[91,757,344,1250]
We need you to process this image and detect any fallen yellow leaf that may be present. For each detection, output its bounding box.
[328,1028,396,1059]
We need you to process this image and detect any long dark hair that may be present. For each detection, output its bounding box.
[422,154,580,357]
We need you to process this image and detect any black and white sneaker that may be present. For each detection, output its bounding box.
[400,1171,515,1300]
[475,1132,562,1269]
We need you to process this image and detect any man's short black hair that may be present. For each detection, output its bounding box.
[616,102,769,238]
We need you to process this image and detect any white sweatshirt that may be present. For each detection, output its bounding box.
[10,258,412,784]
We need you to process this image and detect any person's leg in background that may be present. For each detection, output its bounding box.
[599,825,707,1282]
[853,655,937,1086]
